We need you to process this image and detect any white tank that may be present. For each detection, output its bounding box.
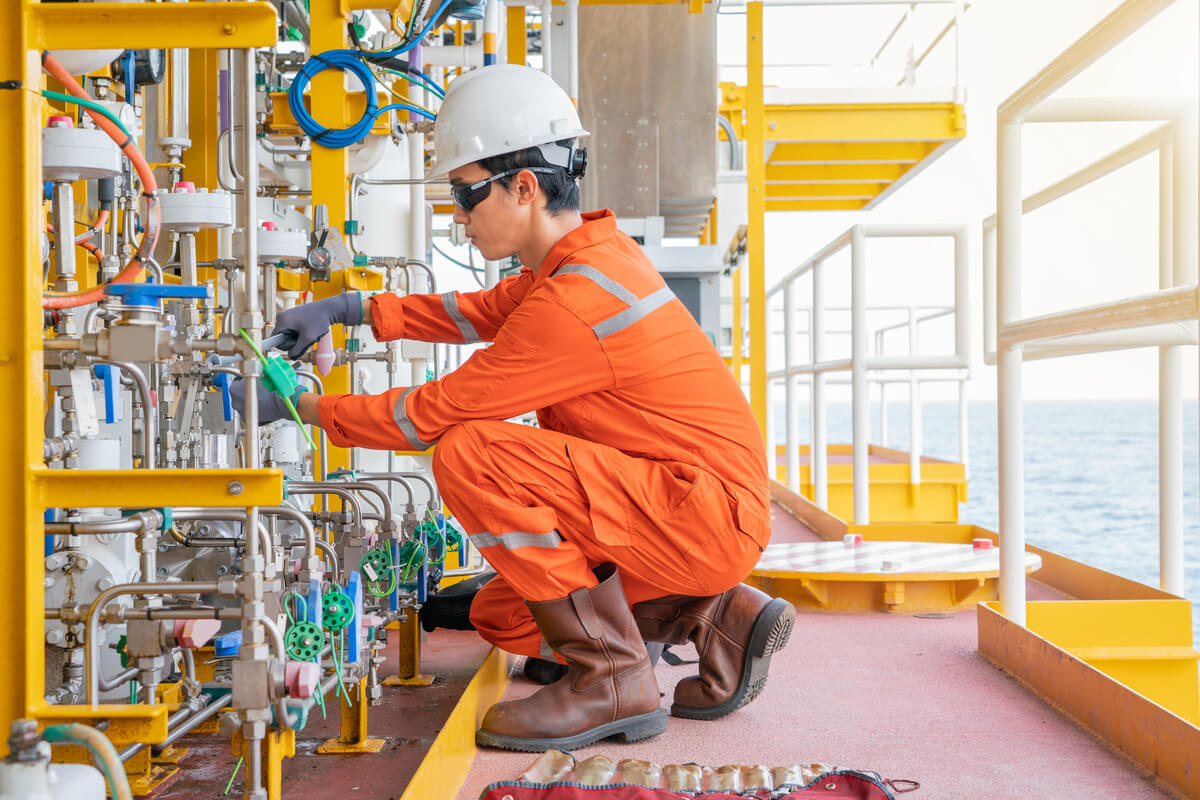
[0,757,105,800]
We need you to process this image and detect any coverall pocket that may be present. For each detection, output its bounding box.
[565,445,698,548]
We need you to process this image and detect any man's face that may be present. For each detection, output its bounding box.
[448,163,527,262]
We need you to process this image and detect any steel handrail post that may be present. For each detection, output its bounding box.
[850,227,870,524]
[812,259,828,510]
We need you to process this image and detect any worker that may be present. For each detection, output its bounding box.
[231,64,795,752]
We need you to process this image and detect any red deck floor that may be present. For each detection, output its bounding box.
[458,504,1176,799]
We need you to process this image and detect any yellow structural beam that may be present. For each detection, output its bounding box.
[745,1,766,440]
[506,5,527,65]
[32,2,279,50]
[758,103,964,143]
[309,0,354,477]
[765,163,909,183]
[4,0,51,738]
[764,183,888,200]
[36,468,284,509]
[768,140,937,164]
[766,199,869,212]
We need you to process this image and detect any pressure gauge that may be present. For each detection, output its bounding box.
[306,247,332,272]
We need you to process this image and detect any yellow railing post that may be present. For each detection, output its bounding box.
[746,0,767,439]
[3,0,49,736]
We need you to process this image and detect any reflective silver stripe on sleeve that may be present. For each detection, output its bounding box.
[557,264,638,305]
[469,530,563,550]
[539,639,556,659]
[593,286,676,339]
[391,385,435,449]
[441,291,481,343]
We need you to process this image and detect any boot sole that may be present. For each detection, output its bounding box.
[475,709,669,753]
[670,597,795,721]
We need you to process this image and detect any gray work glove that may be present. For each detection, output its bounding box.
[269,293,362,360]
[229,379,307,425]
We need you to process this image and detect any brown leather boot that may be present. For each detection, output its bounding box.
[476,564,668,751]
[634,584,795,720]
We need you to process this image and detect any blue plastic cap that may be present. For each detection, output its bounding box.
[105,283,209,307]
[213,629,243,658]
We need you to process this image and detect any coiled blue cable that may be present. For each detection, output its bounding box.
[288,49,436,149]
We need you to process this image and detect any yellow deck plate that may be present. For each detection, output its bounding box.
[750,541,1041,613]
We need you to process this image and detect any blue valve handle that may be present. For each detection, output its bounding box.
[213,629,242,658]
[105,284,209,307]
[347,571,364,664]
[91,364,118,424]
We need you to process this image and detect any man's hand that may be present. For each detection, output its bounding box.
[229,379,307,425]
[269,293,363,360]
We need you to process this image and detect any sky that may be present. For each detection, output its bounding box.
[713,0,1200,401]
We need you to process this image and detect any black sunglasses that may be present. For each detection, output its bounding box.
[451,167,557,213]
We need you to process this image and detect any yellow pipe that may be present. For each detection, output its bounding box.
[746,1,767,440]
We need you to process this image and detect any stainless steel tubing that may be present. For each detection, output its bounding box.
[99,665,138,692]
[258,505,318,561]
[285,483,364,526]
[85,582,220,703]
[120,692,235,761]
[356,473,414,506]
[172,509,273,560]
[313,539,340,581]
[91,359,156,468]
[361,471,437,511]
[259,616,297,729]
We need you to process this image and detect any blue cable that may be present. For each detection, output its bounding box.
[369,0,455,57]
[288,49,435,149]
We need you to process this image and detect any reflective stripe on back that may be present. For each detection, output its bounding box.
[555,264,676,340]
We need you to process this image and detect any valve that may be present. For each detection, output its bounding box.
[104,282,209,308]
[91,364,118,424]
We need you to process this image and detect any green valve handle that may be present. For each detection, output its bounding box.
[238,329,316,450]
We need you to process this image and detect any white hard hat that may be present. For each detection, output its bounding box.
[428,65,588,180]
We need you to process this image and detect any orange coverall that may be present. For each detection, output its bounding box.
[318,210,770,659]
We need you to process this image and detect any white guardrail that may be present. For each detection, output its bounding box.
[992,0,1198,625]
[764,223,970,525]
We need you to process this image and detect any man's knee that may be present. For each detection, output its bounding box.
[431,421,487,480]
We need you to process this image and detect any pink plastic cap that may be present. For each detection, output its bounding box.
[285,661,320,699]
[843,533,863,547]
[361,614,383,630]
[174,618,222,649]
[972,538,995,550]
[173,181,196,193]
[363,530,379,548]
[47,115,73,128]
[261,221,278,231]
[293,558,326,577]
[314,330,335,377]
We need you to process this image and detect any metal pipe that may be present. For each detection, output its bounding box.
[326,482,393,525]
[257,505,319,563]
[361,471,437,511]
[260,616,297,729]
[91,360,156,468]
[565,0,579,101]
[810,260,826,511]
[782,281,798,494]
[996,120,1025,627]
[908,307,921,487]
[356,473,415,513]
[172,509,273,564]
[716,115,742,171]
[539,0,552,75]
[997,0,1175,122]
[85,582,221,703]
[155,693,233,752]
[285,484,364,525]
[52,181,76,285]
[849,226,869,525]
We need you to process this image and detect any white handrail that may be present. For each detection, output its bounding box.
[768,223,970,522]
[992,0,1195,627]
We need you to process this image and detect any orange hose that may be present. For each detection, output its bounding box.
[40,53,160,310]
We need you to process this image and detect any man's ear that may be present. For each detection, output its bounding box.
[511,168,540,207]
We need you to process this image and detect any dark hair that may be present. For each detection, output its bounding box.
[477,140,581,215]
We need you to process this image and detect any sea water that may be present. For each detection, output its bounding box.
[775,401,1200,646]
